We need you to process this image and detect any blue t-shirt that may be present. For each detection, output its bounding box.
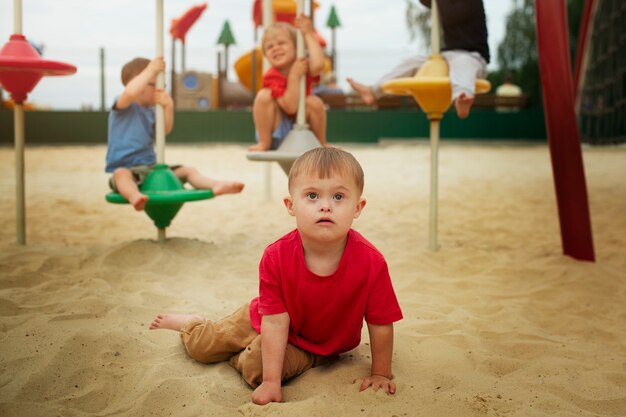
[105,99,157,173]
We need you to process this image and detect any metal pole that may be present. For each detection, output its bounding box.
[296,0,306,126]
[262,0,272,72]
[15,105,25,244]
[155,0,166,243]
[429,120,440,251]
[155,0,165,164]
[217,51,223,108]
[429,0,441,251]
[14,0,22,34]
[431,0,440,55]
[262,0,273,200]
[13,0,25,244]
[182,42,186,73]
[99,47,106,111]
[331,29,336,75]
[251,28,258,98]
[171,36,176,109]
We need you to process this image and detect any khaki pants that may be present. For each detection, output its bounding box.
[180,303,330,388]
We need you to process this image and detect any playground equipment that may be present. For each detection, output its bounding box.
[246,0,321,175]
[169,3,207,108]
[105,0,215,243]
[0,0,76,245]
[535,0,594,261]
[381,0,490,251]
[325,5,341,74]
[234,0,327,94]
[170,3,207,74]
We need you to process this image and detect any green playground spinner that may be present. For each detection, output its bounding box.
[106,164,214,230]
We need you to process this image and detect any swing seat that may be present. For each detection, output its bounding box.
[382,54,491,120]
[105,164,214,229]
[247,125,321,174]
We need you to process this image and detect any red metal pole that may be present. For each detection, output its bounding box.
[573,0,596,97]
[535,0,595,261]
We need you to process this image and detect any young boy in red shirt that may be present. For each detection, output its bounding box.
[150,147,402,404]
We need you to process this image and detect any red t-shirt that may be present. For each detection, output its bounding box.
[249,229,403,357]
[263,67,319,100]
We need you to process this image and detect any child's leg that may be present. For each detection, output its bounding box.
[250,88,281,151]
[113,168,148,211]
[150,313,204,330]
[229,335,330,388]
[172,166,244,196]
[444,50,487,119]
[348,55,428,105]
[151,304,258,364]
[346,78,376,106]
[306,95,327,146]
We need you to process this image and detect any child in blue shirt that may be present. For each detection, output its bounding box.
[106,56,244,210]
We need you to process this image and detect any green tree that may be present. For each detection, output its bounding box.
[494,0,585,104]
[494,0,539,102]
[405,0,430,53]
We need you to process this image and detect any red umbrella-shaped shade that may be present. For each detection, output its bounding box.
[0,34,76,102]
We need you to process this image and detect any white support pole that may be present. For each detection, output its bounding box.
[262,0,272,73]
[155,0,165,165]
[155,0,166,242]
[262,0,273,200]
[13,0,22,35]
[429,0,441,251]
[295,0,306,126]
[431,0,440,55]
[15,105,25,244]
[13,0,25,244]
[429,120,440,251]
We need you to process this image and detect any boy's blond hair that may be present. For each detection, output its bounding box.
[288,147,364,195]
[121,57,150,86]
[261,22,297,53]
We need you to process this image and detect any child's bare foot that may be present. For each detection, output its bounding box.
[248,143,271,151]
[347,78,376,106]
[212,181,245,196]
[454,92,474,119]
[149,313,204,331]
[131,194,149,211]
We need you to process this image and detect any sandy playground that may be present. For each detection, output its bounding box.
[0,142,625,416]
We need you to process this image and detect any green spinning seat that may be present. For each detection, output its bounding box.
[106,164,214,229]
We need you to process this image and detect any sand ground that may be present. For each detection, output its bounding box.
[0,143,625,416]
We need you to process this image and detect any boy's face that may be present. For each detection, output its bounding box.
[284,171,366,246]
[263,28,296,71]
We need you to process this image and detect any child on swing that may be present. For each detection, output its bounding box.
[248,14,327,151]
[347,0,489,119]
[106,56,244,211]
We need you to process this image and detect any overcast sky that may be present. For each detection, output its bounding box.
[0,1,515,108]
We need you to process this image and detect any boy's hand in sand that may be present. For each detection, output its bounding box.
[252,381,282,405]
[356,375,396,395]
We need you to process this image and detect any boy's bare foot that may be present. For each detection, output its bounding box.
[248,143,271,151]
[454,92,474,119]
[346,78,376,106]
[149,313,205,331]
[131,194,149,211]
[212,181,245,196]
